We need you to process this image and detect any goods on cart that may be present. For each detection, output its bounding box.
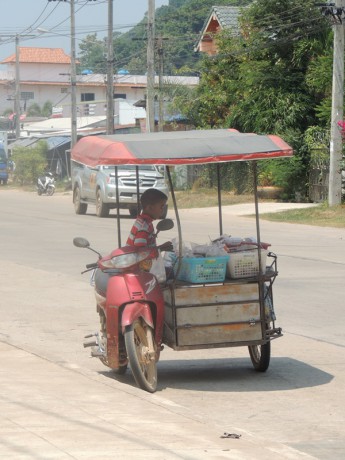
[212,235,271,279]
[227,249,268,278]
[176,256,229,283]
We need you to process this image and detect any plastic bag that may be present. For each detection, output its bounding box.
[171,238,194,257]
[193,242,228,257]
[150,253,166,283]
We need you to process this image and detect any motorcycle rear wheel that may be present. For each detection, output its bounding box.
[124,319,157,393]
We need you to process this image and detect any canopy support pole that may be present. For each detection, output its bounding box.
[253,161,262,252]
[166,166,182,276]
[253,161,265,337]
[217,163,223,236]
[135,166,140,215]
[115,166,121,247]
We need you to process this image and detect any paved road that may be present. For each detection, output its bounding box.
[0,189,344,459]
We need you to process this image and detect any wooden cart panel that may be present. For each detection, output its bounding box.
[163,283,263,348]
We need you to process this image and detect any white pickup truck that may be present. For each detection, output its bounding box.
[71,161,169,218]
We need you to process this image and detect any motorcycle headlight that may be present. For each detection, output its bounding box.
[101,249,152,269]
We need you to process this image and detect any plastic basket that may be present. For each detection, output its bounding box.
[176,256,229,283]
[227,249,267,279]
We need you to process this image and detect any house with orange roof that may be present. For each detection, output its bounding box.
[0,47,199,124]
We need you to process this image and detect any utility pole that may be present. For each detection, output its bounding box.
[15,35,21,140]
[0,33,35,140]
[329,0,345,206]
[157,36,164,132]
[48,0,99,146]
[106,0,114,134]
[146,0,155,133]
[70,0,77,148]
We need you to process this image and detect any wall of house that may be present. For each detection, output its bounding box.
[2,62,70,83]
[0,61,198,120]
[199,40,218,55]
[21,63,71,82]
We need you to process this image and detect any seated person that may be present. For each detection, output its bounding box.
[127,188,173,252]
[96,189,172,293]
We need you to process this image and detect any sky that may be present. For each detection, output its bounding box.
[0,0,169,61]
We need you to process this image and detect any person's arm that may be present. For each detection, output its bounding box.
[158,241,173,251]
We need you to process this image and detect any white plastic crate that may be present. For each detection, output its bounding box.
[227,249,268,279]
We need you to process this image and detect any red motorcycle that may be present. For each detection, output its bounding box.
[74,218,174,393]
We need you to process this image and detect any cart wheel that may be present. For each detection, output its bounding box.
[124,319,157,393]
[248,342,271,372]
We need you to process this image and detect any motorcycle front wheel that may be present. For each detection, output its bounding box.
[47,186,55,196]
[124,319,157,393]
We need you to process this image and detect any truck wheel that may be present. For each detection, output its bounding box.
[96,189,109,217]
[73,186,87,215]
[129,206,141,218]
[161,204,168,219]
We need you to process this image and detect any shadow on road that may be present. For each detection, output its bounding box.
[156,357,333,392]
[101,357,333,393]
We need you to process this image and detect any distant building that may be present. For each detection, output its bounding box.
[195,6,243,55]
[0,47,199,124]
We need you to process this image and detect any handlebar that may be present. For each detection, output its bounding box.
[81,262,98,274]
[86,262,98,269]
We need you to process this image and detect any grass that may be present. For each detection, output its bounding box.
[171,189,345,228]
[171,190,255,208]
[259,203,345,228]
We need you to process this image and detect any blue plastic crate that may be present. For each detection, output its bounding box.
[176,256,229,283]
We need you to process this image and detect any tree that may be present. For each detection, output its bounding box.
[77,0,244,75]
[173,0,332,198]
[42,101,53,118]
[27,103,42,117]
[78,33,107,73]
[12,141,48,185]
[26,101,53,118]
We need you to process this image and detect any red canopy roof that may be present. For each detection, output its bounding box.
[71,129,293,166]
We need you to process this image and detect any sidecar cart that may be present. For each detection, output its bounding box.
[72,129,292,392]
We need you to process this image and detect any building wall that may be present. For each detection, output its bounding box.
[1,62,71,82]
[0,61,198,118]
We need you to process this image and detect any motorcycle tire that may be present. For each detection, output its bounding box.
[37,188,42,196]
[47,186,55,196]
[124,319,157,393]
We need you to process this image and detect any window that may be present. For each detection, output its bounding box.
[61,88,68,94]
[114,93,126,99]
[81,93,95,102]
[21,92,34,101]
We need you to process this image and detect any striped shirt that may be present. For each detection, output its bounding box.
[126,213,156,247]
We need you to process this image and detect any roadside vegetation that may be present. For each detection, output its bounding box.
[170,189,345,228]
[259,204,345,228]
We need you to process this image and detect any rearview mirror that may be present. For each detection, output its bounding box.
[73,237,90,248]
[156,218,174,233]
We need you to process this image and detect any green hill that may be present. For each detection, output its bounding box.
[78,0,246,75]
